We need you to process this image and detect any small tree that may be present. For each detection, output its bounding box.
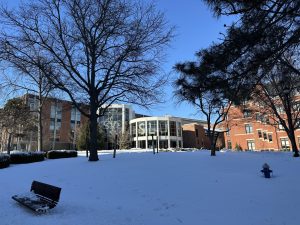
[118,130,131,150]
[77,123,104,151]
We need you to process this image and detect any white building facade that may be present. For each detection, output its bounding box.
[130,116,183,149]
[99,104,135,149]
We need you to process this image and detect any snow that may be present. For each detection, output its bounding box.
[0,150,299,225]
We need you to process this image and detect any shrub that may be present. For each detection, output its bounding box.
[0,153,10,169]
[10,151,45,164]
[47,150,78,159]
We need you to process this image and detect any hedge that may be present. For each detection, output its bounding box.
[47,150,78,159]
[10,151,45,164]
[0,153,10,169]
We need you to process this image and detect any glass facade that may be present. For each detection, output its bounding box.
[147,121,157,136]
[138,121,146,136]
[177,122,182,137]
[130,117,183,149]
[50,104,62,130]
[170,121,176,136]
[99,108,123,136]
[159,121,168,136]
[131,123,136,137]
[70,106,81,130]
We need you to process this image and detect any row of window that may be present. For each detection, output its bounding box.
[50,105,81,131]
[131,121,182,137]
[132,140,182,149]
[257,130,273,142]
[227,137,291,151]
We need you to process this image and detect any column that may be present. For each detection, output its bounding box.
[167,119,170,149]
[157,120,160,149]
[145,120,148,149]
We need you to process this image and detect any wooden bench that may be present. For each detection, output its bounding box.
[12,180,62,213]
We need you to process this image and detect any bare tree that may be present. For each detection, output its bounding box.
[0,0,173,161]
[0,98,36,154]
[250,56,300,156]
[0,55,54,151]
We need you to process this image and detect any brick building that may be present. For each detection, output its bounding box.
[14,94,89,151]
[182,123,225,149]
[224,102,299,151]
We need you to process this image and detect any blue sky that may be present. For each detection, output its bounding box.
[3,0,234,120]
[135,0,234,119]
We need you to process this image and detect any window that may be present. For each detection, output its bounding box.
[263,132,267,140]
[169,121,177,136]
[281,138,290,151]
[131,123,136,137]
[125,108,130,121]
[255,113,260,121]
[243,110,251,118]
[138,140,146,149]
[247,140,255,150]
[138,121,146,136]
[147,121,157,136]
[178,141,182,148]
[245,124,253,134]
[148,140,157,149]
[258,130,262,138]
[170,140,177,148]
[268,134,273,142]
[276,105,284,114]
[177,122,182,137]
[227,141,232,149]
[278,123,284,130]
[50,103,62,131]
[159,121,168,136]
[159,140,168,149]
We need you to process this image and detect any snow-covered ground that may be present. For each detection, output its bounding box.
[0,150,299,225]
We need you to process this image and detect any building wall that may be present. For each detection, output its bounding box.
[98,104,135,149]
[182,123,224,149]
[224,104,299,151]
[24,94,89,151]
[130,116,183,149]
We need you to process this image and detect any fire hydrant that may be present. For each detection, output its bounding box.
[261,163,273,178]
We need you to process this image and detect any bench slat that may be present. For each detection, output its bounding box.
[12,181,61,213]
[31,181,61,203]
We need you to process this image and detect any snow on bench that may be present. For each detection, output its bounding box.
[12,181,61,213]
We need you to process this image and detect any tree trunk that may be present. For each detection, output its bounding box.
[288,130,299,157]
[209,134,216,156]
[7,133,12,154]
[88,99,99,161]
[37,89,43,151]
[37,107,43,151]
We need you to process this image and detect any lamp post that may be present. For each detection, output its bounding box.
[113,134,117,158]
[152,134,155,154]
[156,134,159,154]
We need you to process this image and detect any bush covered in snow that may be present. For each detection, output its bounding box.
[0,153,10,169]
[10,151,45,164]
[47,150,77,159]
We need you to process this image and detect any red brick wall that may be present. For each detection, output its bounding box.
[224,104,300,151]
